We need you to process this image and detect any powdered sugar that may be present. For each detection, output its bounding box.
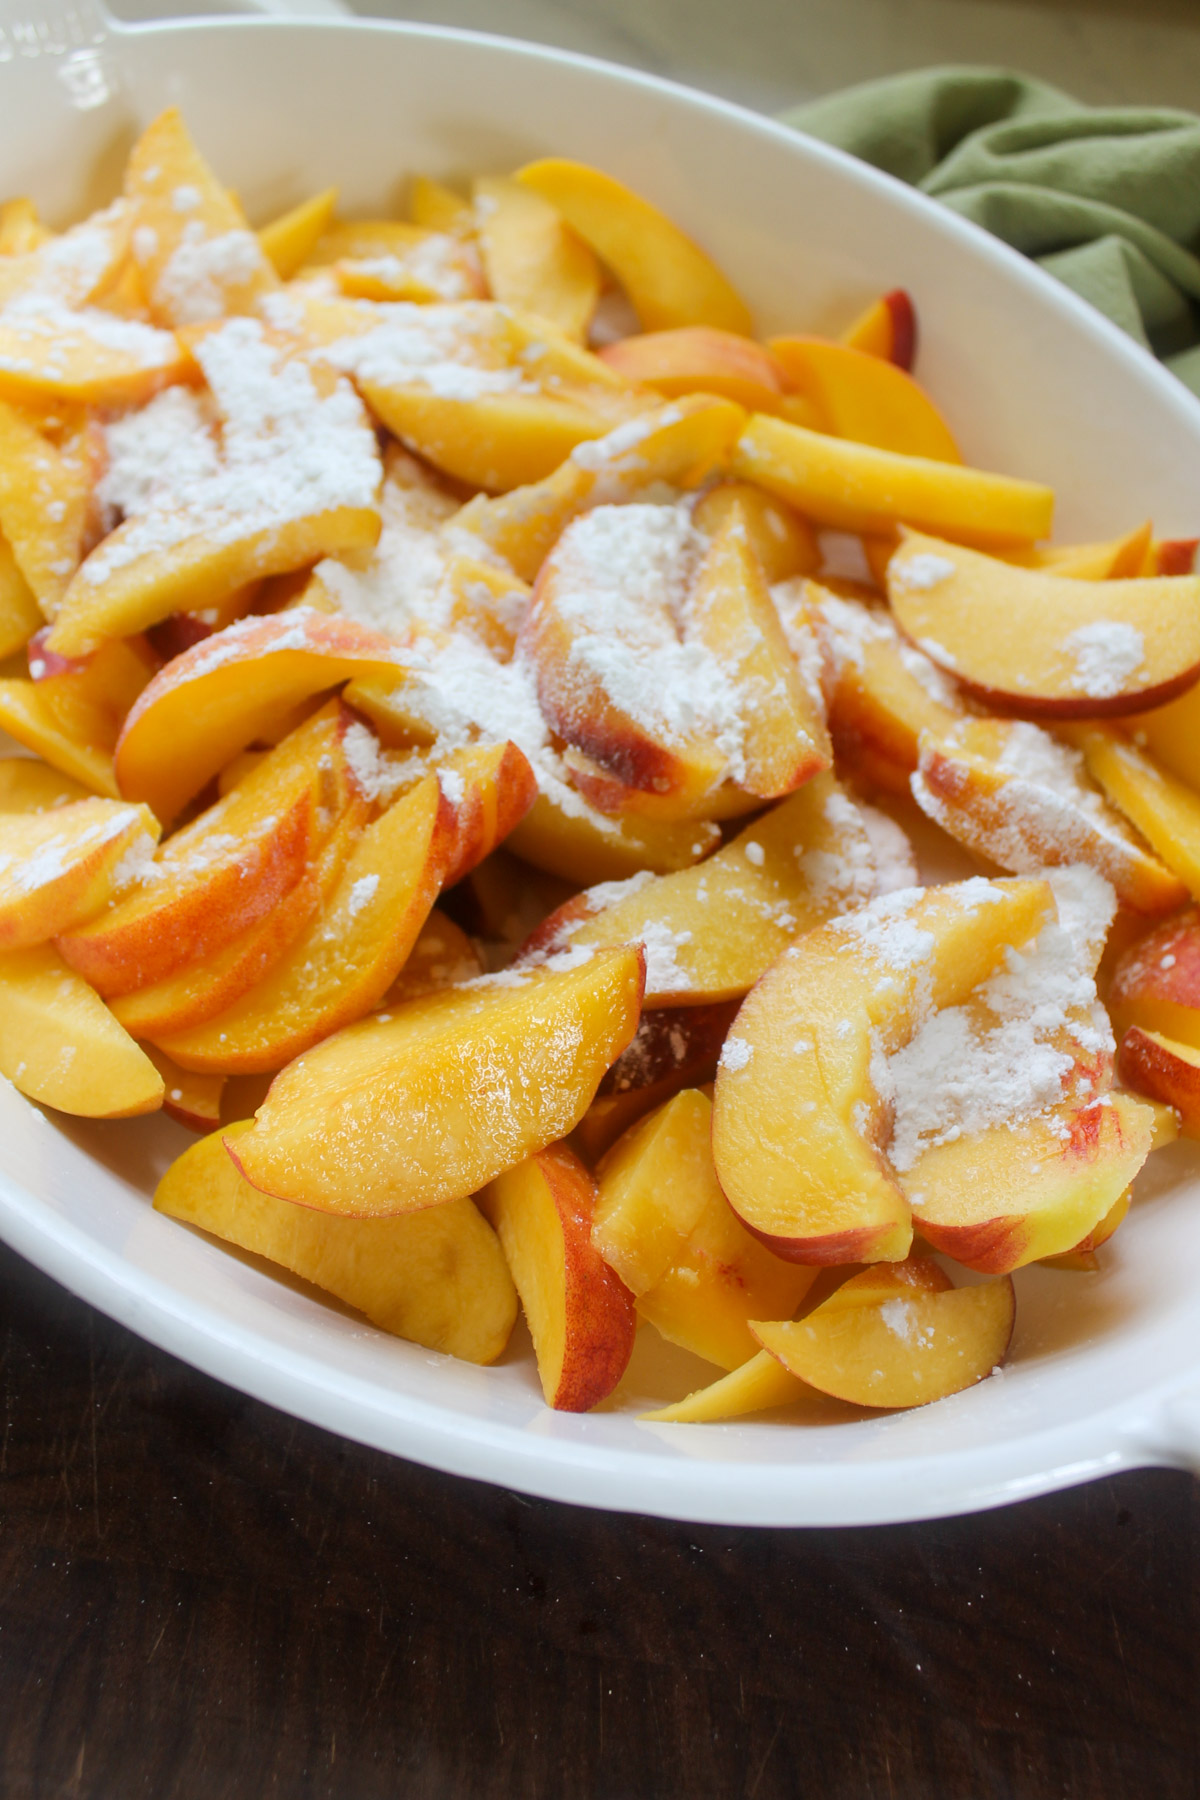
[346,874,380,919]
[891,552,956,593]
[719,1035,753,1073]
[322,301,529,400]
[1064,620,1145,698]
[149,222,268,327]
[855,803,919,896]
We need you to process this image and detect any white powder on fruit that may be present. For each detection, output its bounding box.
[891,552,956,592]
[346,874,380,919]
[322,300,530,400]
[880,1298,913,1342]
[345,236,478,302]
[799,787,878,910]
[855,802,919,896]
[1064,620,1145,698]
[719,1035,753,1073]
[152,223,267,327]
[804,587,962,709]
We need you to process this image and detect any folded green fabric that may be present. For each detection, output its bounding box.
[780,68,1200,395]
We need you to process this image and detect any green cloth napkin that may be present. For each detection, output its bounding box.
[780,68,1200,396]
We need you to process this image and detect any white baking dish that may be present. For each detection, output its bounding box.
[1,0,1198,1526]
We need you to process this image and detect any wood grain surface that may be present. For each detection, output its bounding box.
[0,1239,1195,1799]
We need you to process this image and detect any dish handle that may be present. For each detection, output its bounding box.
[1135,1383,1200,1475]
[0,0,351,49]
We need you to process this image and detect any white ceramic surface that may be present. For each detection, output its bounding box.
[1,0,1199,1527]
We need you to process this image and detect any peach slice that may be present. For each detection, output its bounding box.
[27,632,158,764]
[712,878,1055,1263]
[144,1046,224,1133]
[0,315,185,411]
[454,394,745,582]
[506,788,720,885]
[912,718,1186,916]
[594,1089,815,1370]
[0,757,90,814]
[124,108,278,327]
[1118,1027,1200,1137]
[574,999,739,1163]
[0,678,118,797]
[767,336,961,462]
[1031,521,1153,580]
[0,197,48,256]
[752,1263,1015,1409]
[514,159,752,335]
[889,530,1200,716]
[0,400,91,616]
[228,944,644,1217]
[161,1122,517,1364]
[113,609,412,824]
[257,186,339,279]
[0,535,42,661]
[384,908,483,1006]
[59,706,356,996]
[734,416,1053,550]
[334,247,486,308]
[1151,539,1199,576]
[905,1094,1154,1272]
[642,1350,809,1423]
[1126,685,1200,792]
[473,175,599,339]
[1107,909,1200,1051]
[525,773,876,1006]
[686,496,831,799]
[481,1142,635,1409]
[1067,725,1200,900]
[0,797,159,950]
[109,802,365,1039]
[154,774,455,1073]
[599,328,787,412]
[0,943,163,1117]
[692,482,819,585]
[840,289,916,370]
[394,740,539,888]
[410,175,474,234]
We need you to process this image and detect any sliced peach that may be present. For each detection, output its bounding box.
[454,394,745,581]
[144,1046,224,1133]
[840,289,916,370]
[229,945,644,1217]
[767,336,960,462]
[124,107,278,327]
[410,175,474,235]
[526,774,875,1006]
[514,159,752,335]
[473,175,599,338]
[506,787,720,885]
[0,197,48,256]
[594,1088,815,1370]
[0,315,185,411]
[1032,521,1153,580]
[334,244,486,307]
[752,1263,1015,1409]
[687,496,831,799]
[1108,908,1200,1051]
[1118,1027,1200,1137]
[0,757,90,814]
[889,530,1200,716]
[0,943,163,1117]
[0,400,91,616]
[59,706,355,996]
[481,1142,634,1409]
[257,186,339,279]
[575,999,739,1163]
[0,678,117,797]
[1151,539,1198,577]
[906,1094,1154,1272]
[599,327,786,412]
[693,481,819,584]
[712,878,1055,1263]
[110,803,364,1039]
[413,740,538,887]
[161,1121,517,1364]
[0,798,158,950]
[734,416,1053,550]
[1126,685,1200,791]
[154,775,455,1073]
[27,632,158,762]
[1067,725,1200,900]
[113,609,412,824]
[642,1347,810,1422]
[0,535,42,660]
[912,718,1186,916]
[383,908,482,1006]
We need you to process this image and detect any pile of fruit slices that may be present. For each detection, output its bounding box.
[0,109,1198,1425]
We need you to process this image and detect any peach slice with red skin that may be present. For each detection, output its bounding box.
[114,609,413,825]
[888,530,1200,717]
[1108,907,1200,1052]
[162,1122,517,1365]
[911,718,1186,916]
[711,878,1055,1264]
[840,289,916,370]
[228,944,645,1218]
[0,798,159,950]
[0,943,163,1118]
[598,328,787,412]
[482,1141,635,1410]
[734,415,1052,550]
[1118,1027,1200,1137]
[751,1262,1016,1409]
[904,1094,1154,1272]
[514,159,752,336]
[766,336,960,463]
[154,774,456,1073]
[59,705,359,996]
[144,1046,225,1133]
[573,999,739,1163]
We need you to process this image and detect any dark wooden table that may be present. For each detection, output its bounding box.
[0,1240,1195,1798]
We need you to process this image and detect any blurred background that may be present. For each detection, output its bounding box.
[109,0,1200,110]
